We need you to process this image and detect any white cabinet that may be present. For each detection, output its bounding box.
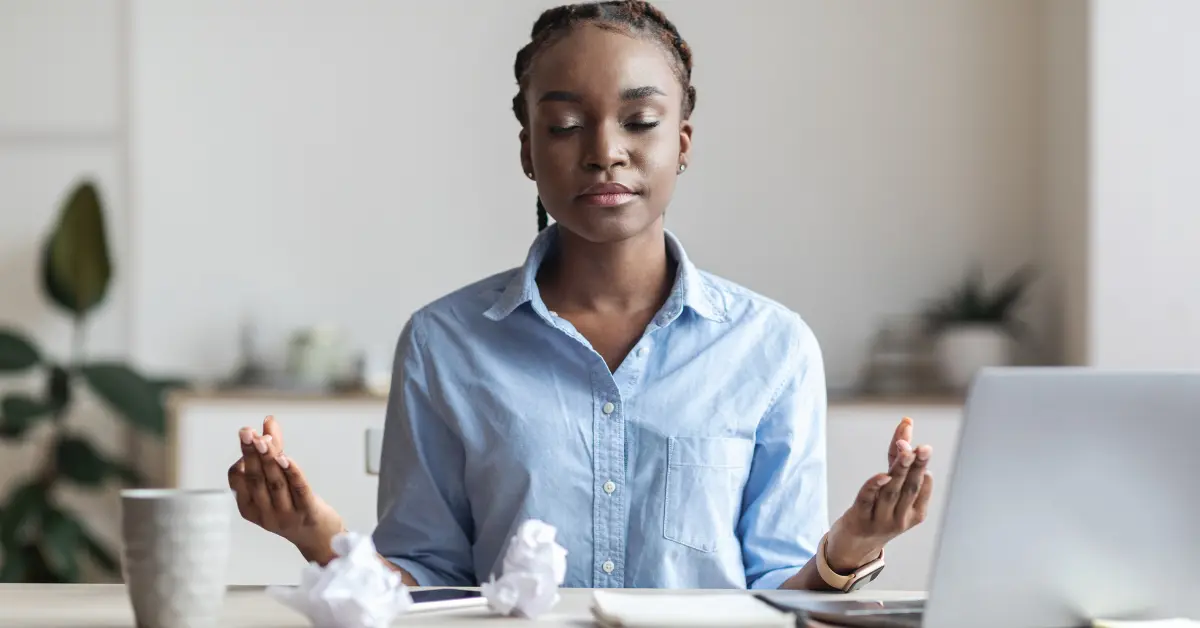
[167,394,960,589]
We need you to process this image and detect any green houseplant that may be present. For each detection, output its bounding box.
[923,265,1035,390]
[0,180,185,582]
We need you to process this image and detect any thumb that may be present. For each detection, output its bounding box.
[263,415,285,451]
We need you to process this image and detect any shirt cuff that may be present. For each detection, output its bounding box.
[748,565,804,590]
[380,556,449,587]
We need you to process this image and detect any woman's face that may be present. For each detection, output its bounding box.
[521,24,692,244]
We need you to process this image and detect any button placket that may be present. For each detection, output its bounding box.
[591,374,625,586]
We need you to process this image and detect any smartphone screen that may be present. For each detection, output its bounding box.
[410,588,485,605]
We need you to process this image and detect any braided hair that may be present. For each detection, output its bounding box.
[512,1,697,232]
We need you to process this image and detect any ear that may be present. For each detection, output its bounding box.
[678,120,693,171]
[519,128,533,178]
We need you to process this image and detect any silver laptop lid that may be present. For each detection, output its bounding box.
[924,368,1200,628]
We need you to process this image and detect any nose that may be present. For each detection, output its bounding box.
[581,121,629,171]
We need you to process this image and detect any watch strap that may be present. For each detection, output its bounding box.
[816,533,885,592]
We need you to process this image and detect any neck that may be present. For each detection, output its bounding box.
[538,222,675,315]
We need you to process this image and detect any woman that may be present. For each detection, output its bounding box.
[228,0,933,591]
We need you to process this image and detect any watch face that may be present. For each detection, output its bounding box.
[846,566,883,592]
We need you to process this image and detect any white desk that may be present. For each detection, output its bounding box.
[167,392,962,589]
[0,584,926,627]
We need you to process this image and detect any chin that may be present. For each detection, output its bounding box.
[561,211,661,244]
[556,198,664,243]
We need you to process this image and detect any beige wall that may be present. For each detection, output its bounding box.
[17,0,1198,582]
[125,0,1045,390]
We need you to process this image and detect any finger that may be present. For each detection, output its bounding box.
[263,415,284,451]
[258,432,293,515]
[228,457,257,521]
[912,472,934,526]
[874,440,915,523]
[889,417,914,466]
[853,473,893,519]
[241,430,276,528]
[894,444,932,520]
[276,454,315,512]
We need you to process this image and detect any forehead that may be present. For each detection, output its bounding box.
[526,23,681,101]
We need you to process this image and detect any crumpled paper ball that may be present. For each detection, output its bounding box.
[267,531,413,628]
[480,519,568,618]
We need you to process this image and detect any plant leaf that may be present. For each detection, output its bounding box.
[39,507,82,583]
[0,394,54,440]
[0,481,48,549]
[0,329,40,372]
[0,543,27,582]
[44,180,113,316]
[80,363,165,435]
[110,461,143,486]
[46,365,71,415]
[54,436,113,487]
[81,526,119,573]
[40,241,76,315]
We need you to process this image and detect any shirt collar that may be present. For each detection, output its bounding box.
[483,224,726,323]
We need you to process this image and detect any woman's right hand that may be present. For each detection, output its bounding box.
[227,416,346,565]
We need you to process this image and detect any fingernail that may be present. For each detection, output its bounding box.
[917,446,931,461]
[254,438,268,454]
[239,430,252,445]
[898,440,912,453]
[876,476,892,487]
[902,452,915,467]
[276,454,289,469]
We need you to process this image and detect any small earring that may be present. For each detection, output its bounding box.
[678,164,687,173]
[525,171,534,180]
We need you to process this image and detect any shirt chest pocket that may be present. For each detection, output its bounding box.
[663,436,755,553]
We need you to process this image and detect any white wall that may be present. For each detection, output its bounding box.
[127,0,1045,390]
[0,0,131,581]
[1088,0,1200,368]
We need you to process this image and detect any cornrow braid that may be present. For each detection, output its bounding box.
[512,1,697,232]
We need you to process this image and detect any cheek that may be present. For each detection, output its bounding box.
[634,132,682,181]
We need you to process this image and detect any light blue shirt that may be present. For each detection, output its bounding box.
[373,225,829,589]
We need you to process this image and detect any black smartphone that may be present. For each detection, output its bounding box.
[409,588,487,613]
[755,593,926,628]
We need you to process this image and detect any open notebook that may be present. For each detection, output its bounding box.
[590,591,794,628]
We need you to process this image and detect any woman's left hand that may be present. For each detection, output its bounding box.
[824,416,934,573]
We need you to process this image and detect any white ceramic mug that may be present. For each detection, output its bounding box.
[120,488,234,628]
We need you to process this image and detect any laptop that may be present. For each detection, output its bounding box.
[758,368,1200,627]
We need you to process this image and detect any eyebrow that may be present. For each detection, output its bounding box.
[537,85,667,104]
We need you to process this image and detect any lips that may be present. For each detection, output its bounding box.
[577,182,639,207]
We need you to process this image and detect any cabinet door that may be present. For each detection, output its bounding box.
[171,399,387,585]
[826,405,961,591]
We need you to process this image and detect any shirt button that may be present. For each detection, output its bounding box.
[636,347,648,357]
[603,481,616,494]
[548,310,558,317]
[602,401,615,415]
[602,560,615,574]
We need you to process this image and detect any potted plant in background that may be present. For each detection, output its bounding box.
[0,180,186,582]
[923,265,1036,391]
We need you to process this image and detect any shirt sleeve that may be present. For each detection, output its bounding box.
[372,312,476,586]
[737,314,830,590]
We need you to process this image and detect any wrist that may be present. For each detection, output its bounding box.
[825,521,884,574]
[298,539,336,566]
[297,529,343,566]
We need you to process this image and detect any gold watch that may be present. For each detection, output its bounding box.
[816,533,886,592]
